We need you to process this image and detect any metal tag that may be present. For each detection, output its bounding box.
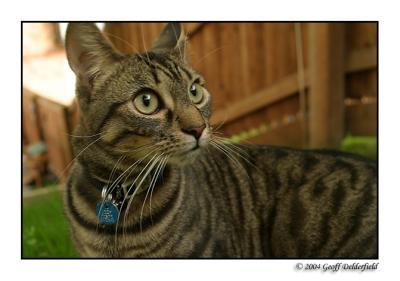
[96,200,119,225]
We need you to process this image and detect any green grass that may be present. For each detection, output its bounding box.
[340,135,377,161]
[22,190,79,258]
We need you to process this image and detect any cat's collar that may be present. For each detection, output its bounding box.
[98,176,153,209]
[79,166,163,225]
[79,165,160,207]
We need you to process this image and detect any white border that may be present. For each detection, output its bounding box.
[2,0,400,280]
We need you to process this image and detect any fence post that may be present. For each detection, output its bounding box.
[308,23,346,148]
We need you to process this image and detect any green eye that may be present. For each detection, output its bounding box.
[133,92,159,115]
[189,83,203,104]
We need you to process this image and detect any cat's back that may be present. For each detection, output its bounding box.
[197,144,377,258]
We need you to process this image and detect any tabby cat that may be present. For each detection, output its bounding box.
[64,22,377,258]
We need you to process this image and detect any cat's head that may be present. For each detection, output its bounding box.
[66,23,212,165]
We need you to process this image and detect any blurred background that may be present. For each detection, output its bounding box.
[22,22,377,257]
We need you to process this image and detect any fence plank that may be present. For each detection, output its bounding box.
[346,70,377,98]
[211,71,308,125]
[220,95,302,147]
[346,103,377,136]
[308,23,346,148]
[346,23,377,51]
[23,88,42,145]
[36,97,73,181]
[185,23,205,37]
[346,46,377,73]
[247,120,303,148]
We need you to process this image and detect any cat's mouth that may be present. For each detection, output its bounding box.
[164,131,211,165]
[179,143,201,156]
[190,143,200,151]
[166,142,203,165]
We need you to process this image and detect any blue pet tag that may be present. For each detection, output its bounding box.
[96,200,119,225]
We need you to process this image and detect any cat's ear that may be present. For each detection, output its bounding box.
[65,23,121,87]
[150,23,186,60]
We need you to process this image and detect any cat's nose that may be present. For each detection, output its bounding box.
[182,124,206,140]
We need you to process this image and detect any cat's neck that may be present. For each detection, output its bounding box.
[74,158,184,221]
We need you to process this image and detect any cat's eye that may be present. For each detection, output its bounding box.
[133,92,159,115]
[189,83,203,104]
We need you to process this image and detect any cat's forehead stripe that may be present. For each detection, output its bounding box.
[147,52,182,81]
[138,54,172,82]
[148,63,160,84]
[177,64,193,80]
[138,52,193,85]
[153,64,174,81]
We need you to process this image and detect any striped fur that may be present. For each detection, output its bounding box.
[64,23,377,258]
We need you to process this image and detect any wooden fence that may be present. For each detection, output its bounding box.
[105,22,377,149]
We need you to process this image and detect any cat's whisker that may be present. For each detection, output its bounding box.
[67,132,104,138]
[211,135,230,144]
[217,140,256,165]
[193,45,226,67]
[130,142,157,151]
[139,161,162,229]
[107,153,150,196]
[219,142,261,183]
[110,150,157,244]
[95,155,126,234]
[116,153,160,238]
[121,153,161,236]
[103,149,158,210]
[211,141,239,165]
[210,131,224,136]
[139,154,166,231]
[102,31,142,54]
[98,151,155,236]
[211,135,251,157]
[149,155,169,224]
[211,113,229,133]
[140,23,152,65]
[212,136,250,156]
[210,140,255,182]
[111,141,157,155]
[116,155,156,240]
[107,143,159,193]
[214,142,256,185]
[171,23,184,62]
[107,155,126,188]
[105,151,163,230]
[129,154,164,233]
[59,136,103,178]
[216,142,248,159]
[120,145,164,187]
[212,138,263,176]
[210,141,242,170]
[212,132,253,146]
[183,32,188,61]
